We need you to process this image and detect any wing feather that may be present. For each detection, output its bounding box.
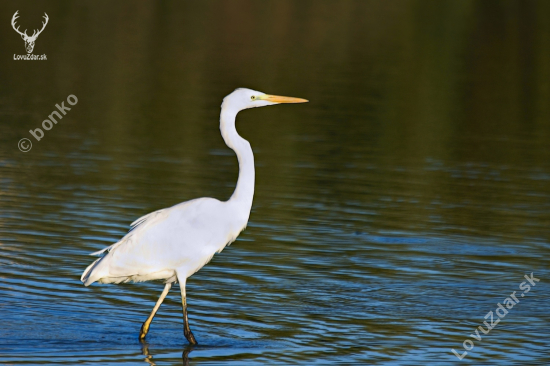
[89,208,166,256]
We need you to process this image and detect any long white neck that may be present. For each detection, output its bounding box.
[220,103,255,215]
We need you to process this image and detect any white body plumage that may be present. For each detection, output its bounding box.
[81,197,248,285]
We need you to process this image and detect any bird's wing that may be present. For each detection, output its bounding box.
[130,208,166,231]
[89,208,166,256]
[82,197,245,285]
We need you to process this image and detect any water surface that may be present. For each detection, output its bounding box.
[1,0,549,365]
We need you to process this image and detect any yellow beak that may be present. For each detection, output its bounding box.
[260,94,309,103]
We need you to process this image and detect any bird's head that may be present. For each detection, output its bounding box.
[223,88,308,111]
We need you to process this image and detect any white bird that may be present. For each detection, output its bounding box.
[81,88,308,344]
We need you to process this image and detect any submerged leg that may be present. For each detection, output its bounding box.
[177,275,198,345]
[139,283,172,340]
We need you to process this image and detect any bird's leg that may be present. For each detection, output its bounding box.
[139,283,172,340]
[182,297,197,345]
[178,277,198,345]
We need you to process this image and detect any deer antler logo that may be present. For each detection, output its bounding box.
[12,10,49,54]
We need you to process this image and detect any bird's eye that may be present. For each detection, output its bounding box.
[251,96,256,100]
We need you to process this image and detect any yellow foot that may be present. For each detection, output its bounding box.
[139,323,149,340]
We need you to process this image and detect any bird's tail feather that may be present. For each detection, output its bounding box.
[80,257,103,286]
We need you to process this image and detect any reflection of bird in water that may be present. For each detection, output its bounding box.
[81,88,308,344]
[141,342,194,366]
[182,346,193,366]
[141,342,156,366]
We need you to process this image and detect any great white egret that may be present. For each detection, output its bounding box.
[81,88,308,344]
